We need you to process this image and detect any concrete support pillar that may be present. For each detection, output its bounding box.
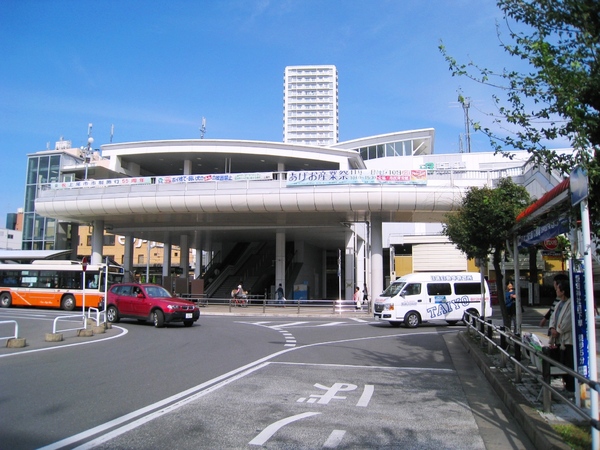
[123,236,134,282]
[345,227,355,301]
[69,223,79,260]
[91,220,104,265]
[194,231,202,278]
[180,234,189,278]
[183,159,192,175]
[370,215,384,301]
[162,235,172,279]
[275,231,286,295]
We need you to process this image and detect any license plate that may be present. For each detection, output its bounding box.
[185,313,193,319]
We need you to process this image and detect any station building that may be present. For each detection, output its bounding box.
[28,127,564,301]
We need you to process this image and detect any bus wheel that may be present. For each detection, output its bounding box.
[61,295,76,311]
[404,311,420,328]
[153,310,165,328]
[0,292,12,307]
[107,306,120,323]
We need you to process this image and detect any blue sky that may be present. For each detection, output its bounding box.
[0,0,535,222]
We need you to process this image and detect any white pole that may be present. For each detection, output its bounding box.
[580,198,598,448]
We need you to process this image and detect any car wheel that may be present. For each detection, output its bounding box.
[404,311,420,328]
[0,292,12,307]
[107,305,120,323]
[388,321,401,328]
[61,295,76,311]
[183,320,194,327]
[153,310,165,328]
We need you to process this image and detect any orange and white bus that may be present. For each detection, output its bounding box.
[0,260,124,311]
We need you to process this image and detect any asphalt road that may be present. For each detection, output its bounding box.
[0,308,535,449]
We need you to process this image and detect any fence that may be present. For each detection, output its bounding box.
[464,312,599,432]
[0,320,19,343]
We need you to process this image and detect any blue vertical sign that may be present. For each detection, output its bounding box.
[573,271,589,377]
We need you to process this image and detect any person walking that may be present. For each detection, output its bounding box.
[276,283,285,307]
[354,286,362,310]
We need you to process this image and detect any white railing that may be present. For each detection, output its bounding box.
[0,320,19,342]
[52,314,86,334]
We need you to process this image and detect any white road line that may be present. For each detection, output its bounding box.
[248,412,321,446]
[356,384,374,407]
[316,322,346,327]
[323,430,346,448]
[41,330,451,449]
[0,326,129,359]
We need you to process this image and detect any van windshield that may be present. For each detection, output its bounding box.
[381,282,405,297]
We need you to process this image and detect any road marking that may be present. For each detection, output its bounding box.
[356,384,374,407]
[316,322,346,327]
[248,412,321,446]
[349,318,368,323]
[323,430,346,448]
[41,330,452,449]
[0,326,129,359]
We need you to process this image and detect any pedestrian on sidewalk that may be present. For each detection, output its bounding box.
[539,273,568,328]
[354,286,362,310]
[276,283,286,307]
[505,282,516,332]
[548,279,575,392]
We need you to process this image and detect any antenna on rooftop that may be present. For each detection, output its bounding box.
[200,117,206,139]
[460,96,472,153]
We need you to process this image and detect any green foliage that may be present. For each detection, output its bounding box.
[439,0,599,237]
[443,178,530,323]
[443,178,530,260]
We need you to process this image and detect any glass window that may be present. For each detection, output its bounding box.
[26,158,39,184]
[368,146,376,160]
[427,283,452,296]
[454,283,483,295]
[49,155,60,182]
[44,219,55,240]
[386,143,395,157]
[33,216,45,240]
[103,235,115,246]
[377,145,385,158]
[404,140,412,156]
[403,283,421,296]
[24,186,37,213]
[38,156,49,184]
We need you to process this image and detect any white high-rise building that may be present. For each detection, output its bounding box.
[283,65,338,146]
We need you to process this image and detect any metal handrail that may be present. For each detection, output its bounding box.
[52,314,86,334]
[0,320,19,341]
[464,312,599,431]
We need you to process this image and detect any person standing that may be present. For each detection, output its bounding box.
[548,279,574,392]
[276,283,285,307]
[354,286,362,310]
[505,282,516,332]
[363,283,369,310]
[539,273,569,328]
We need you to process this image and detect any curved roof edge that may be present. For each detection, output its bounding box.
[331,129,435,152]
[101,139,361,159]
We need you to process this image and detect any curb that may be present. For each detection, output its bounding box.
[457,331,570,450]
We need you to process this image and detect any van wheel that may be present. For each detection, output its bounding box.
[0,292,12,307]
[463,309,479,325]
[389,321,401,328]
[446,320,458,326]
[404,311,420,328]
[61,295,76,311]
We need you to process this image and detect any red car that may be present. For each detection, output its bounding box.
[106,283,200,328]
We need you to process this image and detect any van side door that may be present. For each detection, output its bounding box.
[426,282,453,318]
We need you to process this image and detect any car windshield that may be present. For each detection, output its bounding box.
[380,282,405,297]
[144,286,172,298]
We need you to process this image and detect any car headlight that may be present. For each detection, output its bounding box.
[167,304,177,310]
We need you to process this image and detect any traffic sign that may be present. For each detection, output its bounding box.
[82,257,88,272]
[543,238,558,251]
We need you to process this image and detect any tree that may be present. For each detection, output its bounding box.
[439,0,599,238]
[443,178,530,325]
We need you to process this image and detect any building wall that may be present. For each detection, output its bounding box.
[283,65,338,146]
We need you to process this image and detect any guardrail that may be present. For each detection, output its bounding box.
[192,297,371,315]
[52,314,86,334]
[0,320,19,342]
[464,312,600,432]
[86,307,104,326]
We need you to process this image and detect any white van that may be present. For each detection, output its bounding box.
[373,272,492,328]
